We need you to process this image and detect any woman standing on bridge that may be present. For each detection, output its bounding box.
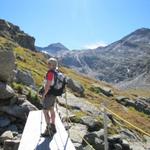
[41,57,58,137]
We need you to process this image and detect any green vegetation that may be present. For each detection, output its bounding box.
[11,82,24,94]
[26,89,40,106]
[14,46,47,87]
[1,35,150,135]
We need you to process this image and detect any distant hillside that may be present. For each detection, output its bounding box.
[59,28,150,89]
[36,42,69,56]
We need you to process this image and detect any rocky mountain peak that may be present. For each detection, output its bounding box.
[0,19,36,51]
[121,28,150,44]
[46,42,69,50]
[36,42,69,56]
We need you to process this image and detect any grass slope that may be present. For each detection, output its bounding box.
[1,36,150,135]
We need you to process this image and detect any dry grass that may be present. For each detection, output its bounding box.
[1,35,149,136]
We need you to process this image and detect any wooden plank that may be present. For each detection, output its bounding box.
[18,110,75,150]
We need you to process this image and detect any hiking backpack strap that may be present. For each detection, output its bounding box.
[46,70,57,87]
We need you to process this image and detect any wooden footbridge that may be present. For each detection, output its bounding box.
[18,110,76,150]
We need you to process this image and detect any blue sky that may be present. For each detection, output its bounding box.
[1,0,150,49]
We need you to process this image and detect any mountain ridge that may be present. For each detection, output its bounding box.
[36,42,69,56]
[58,27,150,89]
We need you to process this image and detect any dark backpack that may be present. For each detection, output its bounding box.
[47,70,67,96]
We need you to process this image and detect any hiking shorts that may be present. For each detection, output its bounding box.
[42,94,56,109]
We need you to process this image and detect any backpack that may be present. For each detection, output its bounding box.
[46,70,67,96]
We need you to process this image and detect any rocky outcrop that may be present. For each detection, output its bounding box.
[0,95,37,149]
[0,19,35,51]
[67,78,84,96]
[80,116,103,132]
[58,93,100,116]
[0,47,15,82]
[14,69,35,88]
[116,96,150,115]
[69,123,87,149]
[90,85,113,97]
[0,96,37,120]
[83,129,105,150]
[108,134,131,150]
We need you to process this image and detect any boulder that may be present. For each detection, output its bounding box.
[120,129,141,140]
[69,123,87,145]
[0,99,38,120]
[114,143,122,150]
[144,135,150,149]
[15,69,35,87]
[98,86,113,97]
[135,99,150,114]
[122,139,130,150]
[80,116,103,132]
[58,93,100,116]
[4,139,20,150]
[0,130,13,143]
[116,96,150,115]
[67,78,84,96]
[116,96,129,102]
[0,47,15,82]
[0,82,15,100]
[0,116,11,128]
[83,129,105,150]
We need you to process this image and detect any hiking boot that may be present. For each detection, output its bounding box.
[41,124,53,137]
[41,126,49,137]
[50,123,56,134]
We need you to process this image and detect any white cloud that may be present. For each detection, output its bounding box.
[84,41,107,49]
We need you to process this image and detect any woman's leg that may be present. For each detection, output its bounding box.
[43,109,50,125]
[50,107,55,124]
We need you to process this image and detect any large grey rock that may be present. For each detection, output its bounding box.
[83,129,105,150]
[15,69,35,87]
[0,47,15,82]
[69,123,87,144]
[0,116,11,128]
[0,82,15,100]
[120,129,141,141]
[80,116,103,132]
[135,99,150,114]
[90,84,114,97]
[144,135,150,149]
[4,139,20,150]
[108,134,131,150]
[129,142,146,150]
[116,96,150,115]
[116,96,129,102]
[0,130,13,143]
[58,93,100,116]
[67,78,84,96]
[0,99,38,120]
